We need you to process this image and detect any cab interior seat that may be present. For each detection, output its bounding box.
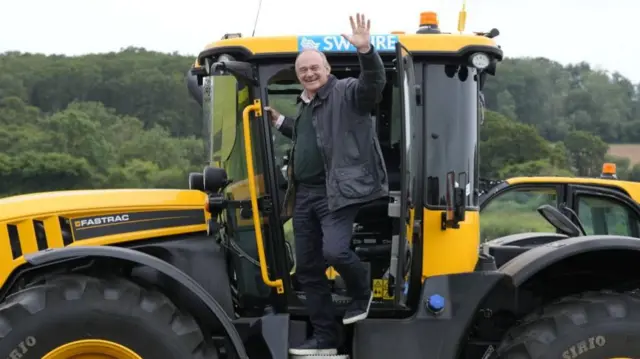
[349,80,402,272]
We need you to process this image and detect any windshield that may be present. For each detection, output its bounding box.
[208,62,480,211]
[423,64,480,208]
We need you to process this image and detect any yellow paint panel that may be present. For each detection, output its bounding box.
[422,209,479,279]
[397,33,497,53]
[0,223,28,291]
[200,33,498,57]
[16,220,38,255]
[42,216,64,248]
[0,189,211,291]
[0,189,208,223]
[0,225,13,273]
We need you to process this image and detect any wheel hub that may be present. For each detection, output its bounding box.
[42,339,142,359]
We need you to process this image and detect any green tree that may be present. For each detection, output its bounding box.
[480,111,568,178]
[564,130,609,176]
[2,47,640,198]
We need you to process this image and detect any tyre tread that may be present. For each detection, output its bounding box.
[497,290,640,359]
[0,274,217,358]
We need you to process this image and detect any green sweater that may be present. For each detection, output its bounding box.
[293,102,325,185]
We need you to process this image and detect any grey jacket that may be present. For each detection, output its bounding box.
[277,46,389,216]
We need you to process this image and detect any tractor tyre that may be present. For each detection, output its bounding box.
[0,274,219,359]
[497,290,640,359]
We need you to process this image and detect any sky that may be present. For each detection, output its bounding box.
[1,0,638,82]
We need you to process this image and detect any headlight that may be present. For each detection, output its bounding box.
[470,52,490,70]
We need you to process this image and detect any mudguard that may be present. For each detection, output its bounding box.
[24,245,249,359]
[484,232,569,247]
[499,235,640,286]
[482,232,569,268]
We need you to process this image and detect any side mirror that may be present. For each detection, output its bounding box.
[558,204,588,235]
[474,28,500,39]
[203,166,231,193]
[210,60,257,86]
[537,204,586,237]
[487,28,500,38]
[188,172,205,191]
[442,171,466,229]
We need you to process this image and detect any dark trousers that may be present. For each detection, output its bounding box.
[292,184,370,344]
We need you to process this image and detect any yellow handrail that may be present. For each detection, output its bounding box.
[241,99,285,294]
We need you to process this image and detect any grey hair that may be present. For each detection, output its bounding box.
[295,48,331,71]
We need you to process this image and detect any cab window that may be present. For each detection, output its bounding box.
[480,187,558,242]
[577,195,640,236]
[424,65,480,208]
[208,75,241,170]
[210,75,265,199]
[266,83,300,166]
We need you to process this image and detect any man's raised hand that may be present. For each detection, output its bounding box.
[342,13,372,53]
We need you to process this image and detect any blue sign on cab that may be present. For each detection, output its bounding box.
[297,34,399,52]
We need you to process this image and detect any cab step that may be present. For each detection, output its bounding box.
[296,291,352,305]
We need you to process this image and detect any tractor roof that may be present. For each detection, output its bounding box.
[195,32,502,66]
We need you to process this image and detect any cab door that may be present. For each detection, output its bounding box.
[392,42,422,306]
[567,185,640,237]
[479,183,564,242]
[205,60,291,312]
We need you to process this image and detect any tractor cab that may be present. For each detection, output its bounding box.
[188,10,502,329]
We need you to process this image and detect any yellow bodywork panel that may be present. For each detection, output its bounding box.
[0,189,210,289]
[0,189,208,221]
[422,208,480,279]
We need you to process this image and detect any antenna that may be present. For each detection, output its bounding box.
[251,0,264,37]
[457,0,467,33]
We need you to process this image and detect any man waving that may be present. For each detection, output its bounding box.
[265,13,388,356]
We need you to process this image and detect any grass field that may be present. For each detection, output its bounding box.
[608,144,640,164]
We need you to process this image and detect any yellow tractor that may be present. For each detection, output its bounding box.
[480,163,640,268]
[3,9,640,359]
